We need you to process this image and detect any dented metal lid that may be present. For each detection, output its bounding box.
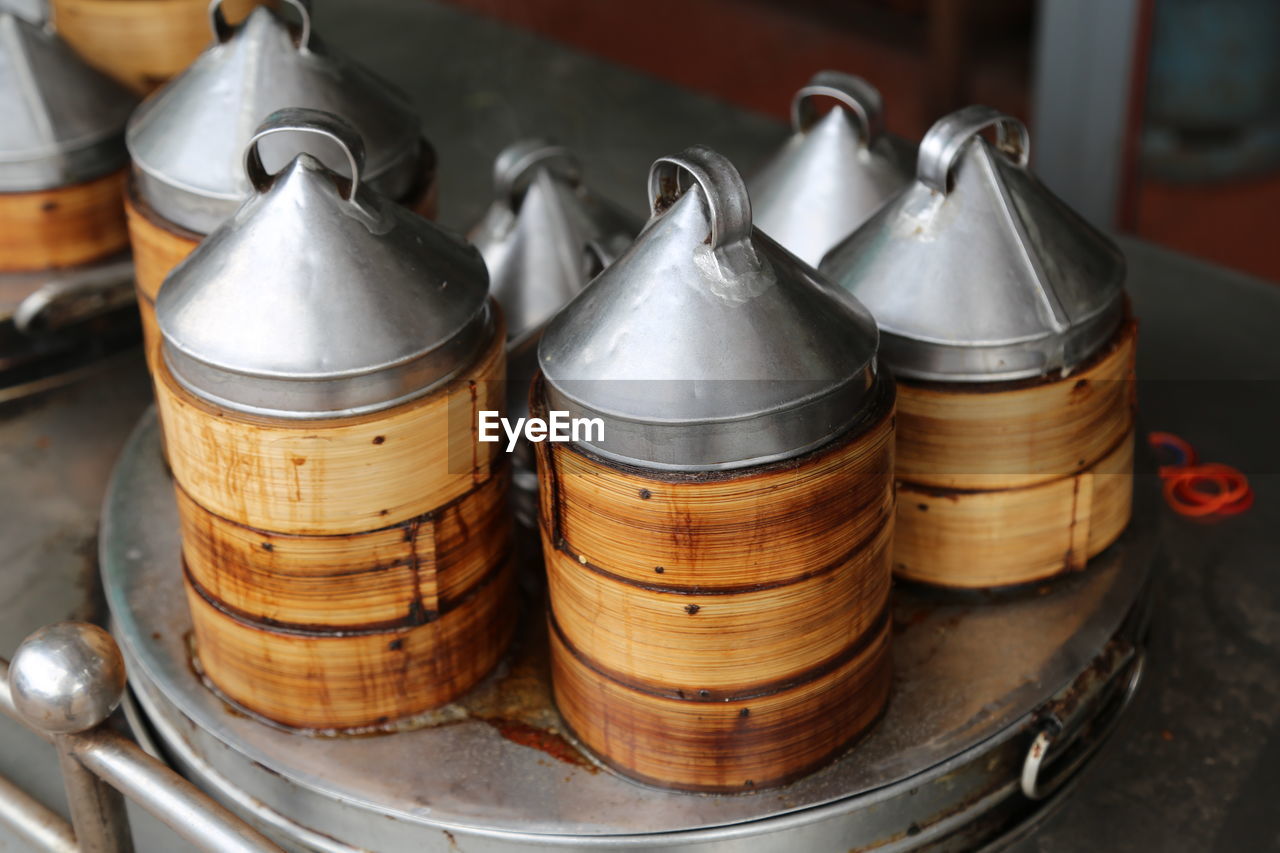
[127,0,425,235]
[469,139,639,348]
[0,10,136,192]
[748,71,913,268]
[821,106,1126,383]
[157,109,491,419]
[539,145,879,472]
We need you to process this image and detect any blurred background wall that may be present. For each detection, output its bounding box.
[438,0,1280,283]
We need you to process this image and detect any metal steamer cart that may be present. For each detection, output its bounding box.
[2,4,1274,853]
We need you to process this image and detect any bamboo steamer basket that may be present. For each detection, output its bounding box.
[821,106,1136,589]
[0,11,135,272]
[125,0,438,371]
[49,0,271,93]
[535,146,894,792]
[748,70,913,267]
[154,110,510,730]
[468,140,639,527]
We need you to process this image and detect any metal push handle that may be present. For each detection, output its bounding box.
[1,622,283,853]
[648,145,760,277]
[244,108,366,201]
[1021,643,1145,801]
[791,70,885,145]
[916,105,1030,194]
[210,0,312,50]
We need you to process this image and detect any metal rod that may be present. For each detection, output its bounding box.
[71,731,284,853]
[56,737,134,853]
[0,771,78,853]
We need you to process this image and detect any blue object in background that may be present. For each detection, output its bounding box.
[1143,0,1280,181]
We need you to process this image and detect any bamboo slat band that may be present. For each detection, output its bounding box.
[894,427,1134,588]
[176,464,510,627]
[154,323,505,535]
[537,373,896,589]
[548,510,891,595]
[894,318,1138,490]
[186,558,517,730]
[50,0,274,93]
[0,170,130,272]
[544,518,892,691]
[550,616,893,793]
[548,602,891,703]
[184,551,513,637]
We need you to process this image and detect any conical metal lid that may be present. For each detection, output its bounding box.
[0,11,136,192]
[127,0,425,235]
[748,71,913,268]
[539,145,879,472]
[821,106,1126,383]
[156,109,491,420]
[469,139,639,348]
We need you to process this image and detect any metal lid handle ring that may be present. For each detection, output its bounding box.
[917,105,1029,194]
[210,0,311,49]
[244,108,365,201]
[493,139,580,208]
[791,70,884,144]
[648,145,758,275]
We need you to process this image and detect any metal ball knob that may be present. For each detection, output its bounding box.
[9,623,127,734]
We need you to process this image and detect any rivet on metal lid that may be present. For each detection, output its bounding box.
[539,145,879,472]
[127,0,426,235]
[0,10,136,192]
[821,105,1126,383]
[157,108,491,420]
[748,71,914,268]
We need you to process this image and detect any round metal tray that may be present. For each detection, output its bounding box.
[102,412,1153,852]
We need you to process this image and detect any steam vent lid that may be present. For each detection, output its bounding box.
[156,109,491,420]
[127,0,425,235]
[0,10,136,192]
[821,106,1126,383]
[469,139,640,347]
[748,70,913,268]
[539,145,880,472]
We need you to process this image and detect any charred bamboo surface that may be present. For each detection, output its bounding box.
[537,375,896,792]
[0,169,129,272]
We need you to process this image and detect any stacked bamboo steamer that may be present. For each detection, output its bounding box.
[49,0,271,93]
[0,10,134,274]
[535,146,895,792]
[125,0,436,372]
[0,8,140,385]
[821,106,1136,589]
[154,109,511,730]
[748,70,913,267]
[469,140,639,526]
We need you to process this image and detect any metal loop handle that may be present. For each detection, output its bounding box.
[648,145,758,275]
[1021,648,1145,801]
[210,0,311,50]
[493,139,580,208]
[791,70,884,144]
[244,108,365,201]
[917,105,1030,194]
